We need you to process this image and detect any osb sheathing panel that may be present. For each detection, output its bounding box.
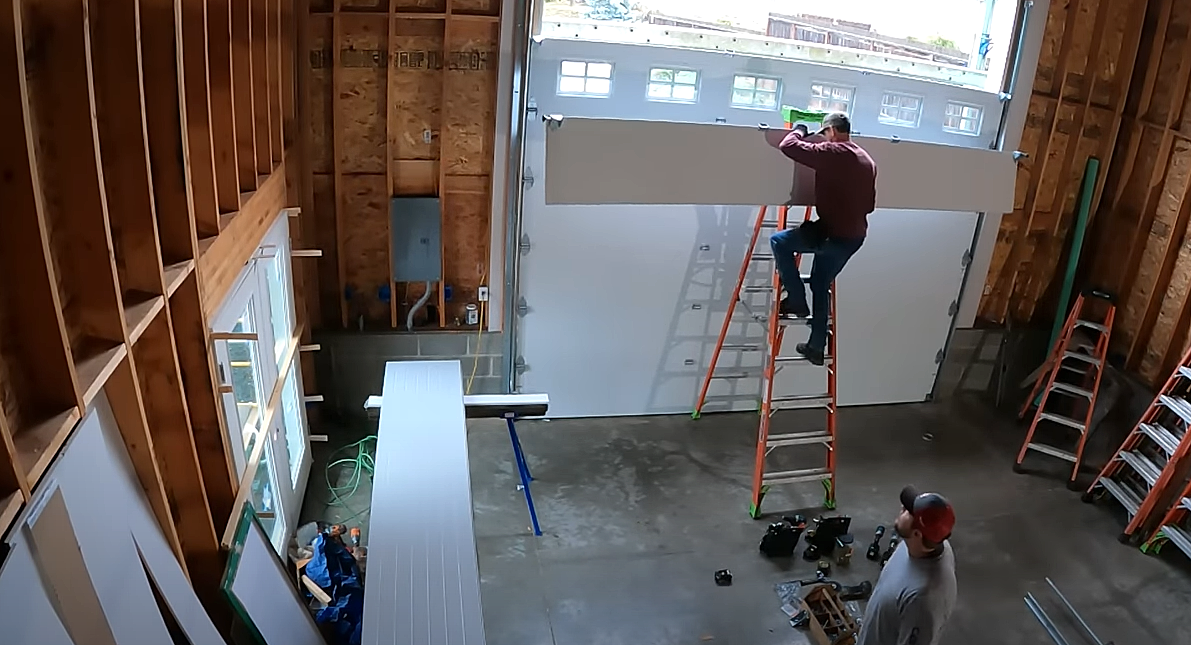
[339,15,387,174]
[1058,0,1098,102]
[443,20,497,177]
[1092,0,1136,107]
[1032,0,1070,95]
[309,16,334,174]
[391,20,443,170]
[1121,141,1191,358]
[1147,9,1191,125]
[341,173,391,324]
[312,174,341,329]
[1147,229,1191,380]
[442,187,491,314]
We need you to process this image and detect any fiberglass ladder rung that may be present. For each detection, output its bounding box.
[1085,343,1191,545]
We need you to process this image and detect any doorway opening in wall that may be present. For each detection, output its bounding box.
[539,0,1021,92]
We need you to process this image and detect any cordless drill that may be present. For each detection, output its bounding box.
[880,535,900,567]
[866,525,886,561]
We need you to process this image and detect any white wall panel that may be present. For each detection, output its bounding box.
[543,117,1016,211]
[0,539,74,645]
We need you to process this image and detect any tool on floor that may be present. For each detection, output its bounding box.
[760,517,806,557]
[816,559,832,577]
[866,525,886,561]
[834,534,853,565]
[1024,577,1113,645]
[692,109,838,518]
[1015,290,1115,488]
[714,569,733,586]
[1083,343,1191,544]
[880,535,899,567]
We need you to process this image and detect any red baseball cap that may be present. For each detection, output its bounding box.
[900,486,956,544]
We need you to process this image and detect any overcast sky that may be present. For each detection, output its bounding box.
[637,0,998,44]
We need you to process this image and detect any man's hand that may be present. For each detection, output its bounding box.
[793,124,810,136]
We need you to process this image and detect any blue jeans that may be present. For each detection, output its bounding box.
[769,226,864,352]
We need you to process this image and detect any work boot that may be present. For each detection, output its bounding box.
[779,298,810,319]
[796,343,825,366]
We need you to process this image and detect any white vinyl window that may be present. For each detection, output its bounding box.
[879,91,923,127]
[558,60,613,97]
[944,101,983,135]
[647,68,699,103]
[809,82,853,114]
[731,74,780,109]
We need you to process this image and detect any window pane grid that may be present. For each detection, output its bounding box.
[943,101,983,135]
[732,74,781,109]
[878,92,922,127]
[809,82,853,115]
[559,60,613,97]
[647,67,699,102]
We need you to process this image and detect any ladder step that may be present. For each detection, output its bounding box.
[1048,382,1094,399]
[1038,412,1086,432]
[752,253,774,261]
[1062,350,1101,367]
[1025,442,1077,463]
[1159,395,1191,425]
[771,394,833,411]
[1182,496,1191,513]
[1160,524,1191,559]
[766,430,833,448]
[1118,451,1162,487]
[763,467,832,486]
[1098,477,1142,517]
[742,285,777,294]
[775,354,834,365]
[1075,319,1108,333]
[1139,422,1181,456]
[711,371,754,380]
[720,344,761,351]
[1179,365,1191,381]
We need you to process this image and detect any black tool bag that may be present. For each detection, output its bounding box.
[759,520,804,557]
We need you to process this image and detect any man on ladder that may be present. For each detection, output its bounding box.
[763,112,877,365]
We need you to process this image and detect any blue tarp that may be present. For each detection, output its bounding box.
[305,533,365,645]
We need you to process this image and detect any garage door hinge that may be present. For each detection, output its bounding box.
[936,348,946,364]
[514,356,528,373]
[543,114,564,131]
[526,98,537,114]
[516,296,529,317]
[522,167,535,189]
[961,249,972,267]
[519,234,532,256]
[948,299,959,316]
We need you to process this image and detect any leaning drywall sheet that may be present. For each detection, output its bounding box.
[543,117,1015,214]
[0,539,74,645]
[7,398,226,645]
[362,360,485,645]
[224,507,323,645]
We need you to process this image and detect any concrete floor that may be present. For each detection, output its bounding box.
[303,396,1191,645]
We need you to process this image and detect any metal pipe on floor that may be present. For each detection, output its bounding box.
[1025,592,1070,645]
[1045,578,1104,645]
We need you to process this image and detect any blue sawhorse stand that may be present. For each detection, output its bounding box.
[505,412,541,536]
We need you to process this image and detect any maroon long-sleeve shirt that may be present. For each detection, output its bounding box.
[779,132,877,239]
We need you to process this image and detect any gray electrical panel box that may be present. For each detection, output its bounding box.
[390,197,442,282]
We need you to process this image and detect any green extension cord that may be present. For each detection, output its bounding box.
[324,435,377,525]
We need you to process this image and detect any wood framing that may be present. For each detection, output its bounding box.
[305,0,502,330]
[0,0,304,631]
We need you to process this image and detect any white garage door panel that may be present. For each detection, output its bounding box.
[521,128,975,417]
[544,117,1016,214]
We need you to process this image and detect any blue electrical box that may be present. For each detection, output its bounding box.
[390,197,442,283]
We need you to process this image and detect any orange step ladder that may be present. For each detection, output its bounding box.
[1084,344,1191,544]
[692,202,838,517]
[1014,290,1114,488]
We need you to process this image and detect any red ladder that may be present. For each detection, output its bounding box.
[692,203,838,517]
[1014,290,1114,487]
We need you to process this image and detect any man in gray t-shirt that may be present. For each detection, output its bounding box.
[857,486,957,645]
